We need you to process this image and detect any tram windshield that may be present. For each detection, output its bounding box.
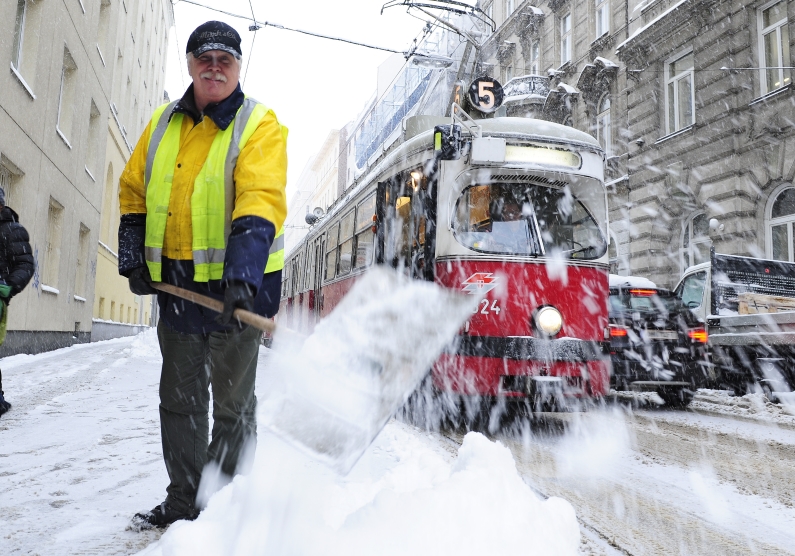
[453,182,607,259]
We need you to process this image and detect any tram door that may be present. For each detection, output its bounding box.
[376,169,435,281]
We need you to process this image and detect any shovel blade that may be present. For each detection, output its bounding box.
[259,266,477,474]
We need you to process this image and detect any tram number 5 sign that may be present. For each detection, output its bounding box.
[468,77,504,114]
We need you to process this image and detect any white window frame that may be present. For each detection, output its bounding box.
[596,93,612,156]
[505,0,515,18]
[664,48,695,135]
[681,212,710,271]
[765,184,795,261]
[529,40,540,74]
[596,0,609,38]
[560,13,572,65]
[12,0,27,70]
[757,0,791,96]
[504,63,514,83]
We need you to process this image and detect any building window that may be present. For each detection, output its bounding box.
[486,2,493,21]
[682,212,710,269]
[596,93,611,155]
[86,101,101,180]
[11,0,42,94]
[560,13,572,65]
[0,161,20,207]
[97,0,112,65]
[75,224,90,298]
[596,0,609,38]
[758,0,791,95]
[505,0,515,18]
[57,47,78,147]
[768,186,795,261]
[98,297,105,319]
[100,164,115,244]
[665,49,694,134]
[529,40,540,74]
[608,235,619,274]
[504,63,514,82]
[110,300,116,321]
[44,197,65,288]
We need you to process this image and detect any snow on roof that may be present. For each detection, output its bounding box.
[557,83,579,94]
[616,0,688,52]
[527,6,544,15]
[632,0,658,14]
[594,56,619,69]
[609,274,658,288]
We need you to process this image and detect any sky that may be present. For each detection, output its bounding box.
[163,0,428,196]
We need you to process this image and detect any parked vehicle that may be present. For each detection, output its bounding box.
[608,275,709,407]
[673,248,795,398]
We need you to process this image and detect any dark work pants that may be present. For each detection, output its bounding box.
[156,320,261,514]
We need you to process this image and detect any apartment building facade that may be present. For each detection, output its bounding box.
[94,0,173,335]
[0,0,172,355]
[478,0,794,287]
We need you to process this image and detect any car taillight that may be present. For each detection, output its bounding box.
[688,328,708,343]
[609,326,628,337]
[629,289,656,296]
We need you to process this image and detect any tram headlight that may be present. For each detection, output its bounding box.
[535,306,563,337]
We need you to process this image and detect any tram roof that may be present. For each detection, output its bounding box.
[476,117,601,149]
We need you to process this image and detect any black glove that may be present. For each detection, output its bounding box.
[217,281,255,329]
[128,266,157,296]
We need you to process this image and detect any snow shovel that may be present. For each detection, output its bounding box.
[151,266,478,474]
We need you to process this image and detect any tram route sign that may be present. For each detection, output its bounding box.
[468,77,504,114]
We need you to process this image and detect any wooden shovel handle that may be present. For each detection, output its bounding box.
[151,282,277,334]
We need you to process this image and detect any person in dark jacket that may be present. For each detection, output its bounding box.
[0,186,35,417]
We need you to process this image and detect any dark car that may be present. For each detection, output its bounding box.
[609,275,710,407]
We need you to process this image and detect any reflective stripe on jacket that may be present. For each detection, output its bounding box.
[143,98,278,281]
[264,225,285,274]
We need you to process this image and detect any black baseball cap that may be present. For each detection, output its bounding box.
[186,21,242,59]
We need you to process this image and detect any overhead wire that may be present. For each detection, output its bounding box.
[176,0,405,54]
[243,0,258,87]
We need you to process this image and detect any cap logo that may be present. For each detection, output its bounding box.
[198,30,236,40]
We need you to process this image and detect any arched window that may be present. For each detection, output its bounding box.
[768,186,795,261]
[100,163,114,244]
[596,94,611,156]
[682,212,710,269]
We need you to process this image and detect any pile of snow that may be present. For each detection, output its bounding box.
[138,423,580,556]
[691,389,795,424]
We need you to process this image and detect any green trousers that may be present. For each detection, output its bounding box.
[156,320,261,514]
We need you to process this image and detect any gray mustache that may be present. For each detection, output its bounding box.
[200,72,227,83]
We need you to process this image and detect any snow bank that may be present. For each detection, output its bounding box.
[137,424,580,556]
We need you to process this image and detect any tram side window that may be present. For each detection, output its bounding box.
[354,194,376,268]
[394,195,412,268]
[337,211,355,276]
[306,244,316,290]
[325,224,339,281]
[281,265,289,297]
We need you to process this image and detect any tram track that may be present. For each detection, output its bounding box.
[437,406,795,556]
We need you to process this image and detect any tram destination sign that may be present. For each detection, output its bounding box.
[468,77,504,114]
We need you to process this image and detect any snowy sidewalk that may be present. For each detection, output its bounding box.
[0,332,167,554]
[1,330,582,556]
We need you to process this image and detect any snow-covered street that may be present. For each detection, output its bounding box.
[2,331,795,555]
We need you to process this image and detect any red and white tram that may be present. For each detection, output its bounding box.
[281,113,610,410]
